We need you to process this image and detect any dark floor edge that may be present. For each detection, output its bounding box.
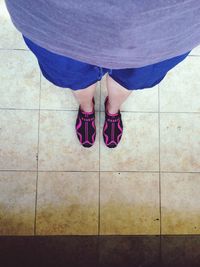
[0,234,200,237]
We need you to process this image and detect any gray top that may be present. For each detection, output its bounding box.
[5,0,200,69]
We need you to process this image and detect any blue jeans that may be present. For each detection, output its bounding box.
[22,34,191,90]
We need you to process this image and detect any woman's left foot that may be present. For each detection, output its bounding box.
[75,97,96,147]
[103,96,123,148]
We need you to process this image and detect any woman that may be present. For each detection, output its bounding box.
[5,0,200,148]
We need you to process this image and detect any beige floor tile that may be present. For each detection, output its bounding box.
[0,110,39,170]
[160,56,200,112]
[36,171,99,235]
[0,171,36,235]
[38,110,99,171]
[0,0,27,49]
[40,75,101,111]
[0,50,40,109]
[100,172,160,235]
[189,45,200,56]
[160,113,200,172]
[100,112,159,171]
[161,172,200,234]
[100,74,159,112]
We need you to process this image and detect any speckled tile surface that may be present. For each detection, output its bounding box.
[0,171,36,235]
[100,172,160,235]
[160,113,200,172]
[159,56,200,112]
[38,110,100,171]
[0,110,39,171]
[100,111,159,171]
[161,173,200,234]
[0,50,40,109]
[36,172,99,235]
[0,0,27,49]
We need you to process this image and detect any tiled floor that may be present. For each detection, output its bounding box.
[0,0,200,237]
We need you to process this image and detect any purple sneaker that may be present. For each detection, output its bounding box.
[103,96,123,148]
[75,97,96,147]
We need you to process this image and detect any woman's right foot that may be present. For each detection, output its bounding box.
[103,96,123,148]
[75,97,96,147]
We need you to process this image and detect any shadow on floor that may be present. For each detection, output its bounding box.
[0,235,200,267]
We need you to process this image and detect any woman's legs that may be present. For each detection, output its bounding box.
[106,74,133,114]
[72,73,133,113]
[72,82,98,112]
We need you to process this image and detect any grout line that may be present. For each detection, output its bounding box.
[158,83,162,264]
[0,169,200,173]
[0,107,200,114]
[33,71,42,235]
[98,78,101,237]
[97,78,101,267]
